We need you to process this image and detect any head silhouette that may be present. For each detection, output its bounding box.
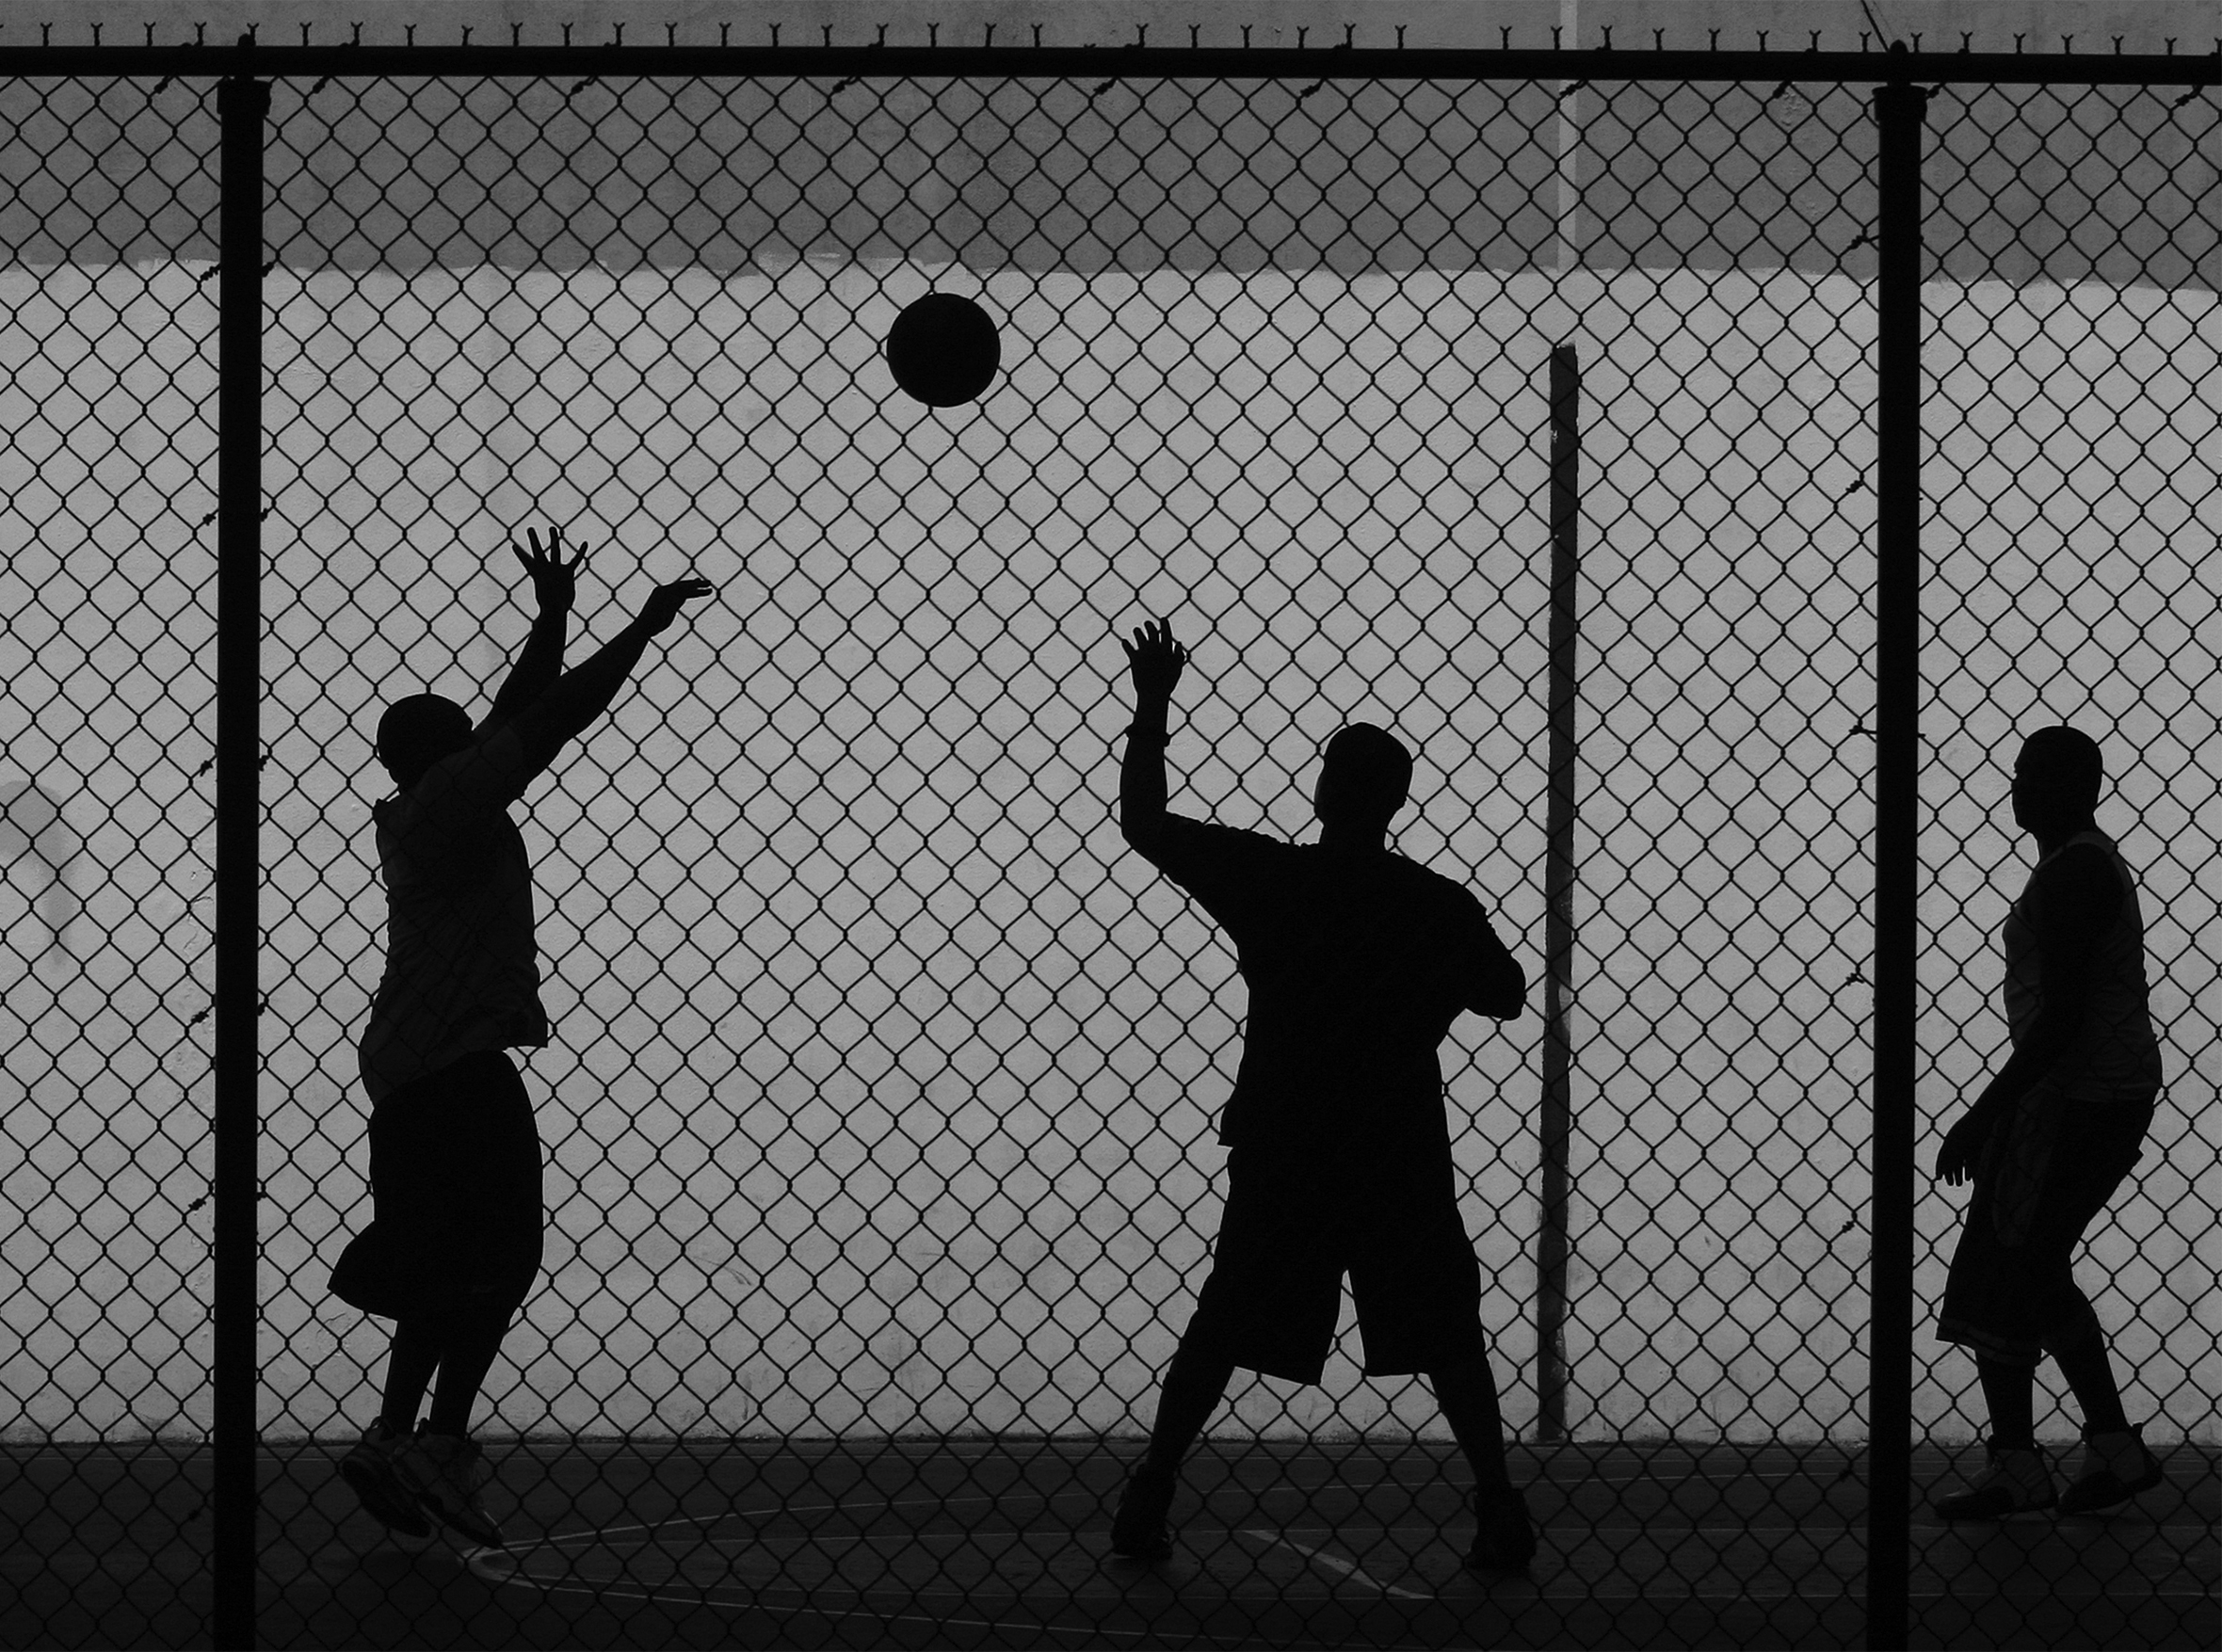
[1312,723,1413,834]
[2011,725,2102,834]
[376,694,473,790]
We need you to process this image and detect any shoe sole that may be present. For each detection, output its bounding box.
[1110,1473,1175,1562]
[340,1458,433,1539]
[414,1493,505,1548]
[424,1504,506,1548]
[394,1466,506,1548]
[2059,1465,2166,1515]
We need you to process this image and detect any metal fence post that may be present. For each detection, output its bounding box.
[1536,344,1581,1444]
[1868,53,1929,1652]
[213,67,269,1652]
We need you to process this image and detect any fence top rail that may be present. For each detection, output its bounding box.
[0,41,2214,88]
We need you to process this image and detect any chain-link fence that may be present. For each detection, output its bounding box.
[1,31,2215,1651]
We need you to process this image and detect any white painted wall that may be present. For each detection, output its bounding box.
[3,252,2213,1445]
[0,40,2214,1447]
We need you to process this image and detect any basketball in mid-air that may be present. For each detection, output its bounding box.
[885,293,1001,408]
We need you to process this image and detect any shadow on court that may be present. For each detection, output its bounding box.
[2,1439,2212,1649]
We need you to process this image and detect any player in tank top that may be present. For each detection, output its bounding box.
[1931,727,2167,1520]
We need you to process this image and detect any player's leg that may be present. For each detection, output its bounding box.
[1936,1086,2157,1518]
[2052,1331,2127,1437]
[1933,1092,2060,1519]
[1425,1355,1514,1494]
[334,1082,449,1538]
[1141,1339,1239,1475]
[1112,1146,1337,1560]
[392,1054,541,1548]
[379,1316,443,1435]
[423,1294,514,1437]
[1425,1353,1536,1572]
[1356,1154,1535,1573]
[336,1317,440,1539]
[1113,1332,1234,1561]
[2037,1097,2163,1513]
[1976,1355,2038,1452]
[397,1294,518,1548]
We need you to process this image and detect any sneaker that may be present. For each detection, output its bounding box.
[1109,1459,1176,1561]
[339,1423,431,1539]
[2058,1425,2164,1515]
[1464,1485,1538,1574]
[396,1428,506,1548]
[1932,1441,2056,1520]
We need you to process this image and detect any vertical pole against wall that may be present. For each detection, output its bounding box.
[1868,56,1928,1652]
[1535,345,1580,1443]
[213,69,268,1652]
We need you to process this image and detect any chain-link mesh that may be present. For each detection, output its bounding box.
[0,73,222,1647]
[1,50,2214,1652]
[1917,77,2219,1637]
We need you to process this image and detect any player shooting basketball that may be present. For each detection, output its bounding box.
[330,527,711,1547]
[1109,618,1537,1573]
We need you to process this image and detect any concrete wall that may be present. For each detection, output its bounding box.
[4,254,2214,1446]
[0,23,2214,1446]
[12,0,2220,56]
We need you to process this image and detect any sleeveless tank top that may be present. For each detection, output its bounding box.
[2001,829,2163,1104]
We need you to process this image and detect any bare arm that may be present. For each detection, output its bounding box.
[1118,619,1186,851]
[513,574,716,768]
[485,526,586,730]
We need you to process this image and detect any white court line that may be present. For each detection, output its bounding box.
[469,1531,2218,1612]
[522,1463,1828,1537]
[463,1550,1229,1644]
[446,1463,2214,1626]
[1240,1529,1434,1600]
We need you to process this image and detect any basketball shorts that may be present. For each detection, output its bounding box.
[330,1050,544,1321]
[1937,1082,2154,1368]
[1181,1141,1489,1386]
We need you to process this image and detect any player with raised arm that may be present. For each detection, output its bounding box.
[1107,618,1537,1573]
[331,527,712,1547]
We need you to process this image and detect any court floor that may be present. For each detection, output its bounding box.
[3,1436,2213,1648]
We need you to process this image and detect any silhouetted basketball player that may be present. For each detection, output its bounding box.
[1108,618,1536,1573]
[1932,726,2166,1518]
[331,528,711,1546]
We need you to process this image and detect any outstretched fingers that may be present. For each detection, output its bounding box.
[513,523,592,575]
[1120,617,1188,701]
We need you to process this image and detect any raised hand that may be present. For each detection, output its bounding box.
[636,575,716,636]
[512,524,589,614]
[1120,618,1188,707]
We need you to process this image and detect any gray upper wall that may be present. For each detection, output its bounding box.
[2,1,2214,285]
[5,2,2216,54]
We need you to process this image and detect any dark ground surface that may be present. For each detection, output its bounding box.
[4,1436,2214,1648]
